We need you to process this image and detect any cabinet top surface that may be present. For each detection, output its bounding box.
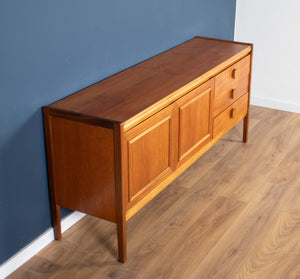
[48,37,252,126]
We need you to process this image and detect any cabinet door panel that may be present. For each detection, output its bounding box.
[124,105,177,204]
[177,80,214,165]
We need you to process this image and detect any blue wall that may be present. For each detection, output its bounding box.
[0,0,236,265]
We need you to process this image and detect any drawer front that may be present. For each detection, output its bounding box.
[213,93,248,138]
[214,55,250,117]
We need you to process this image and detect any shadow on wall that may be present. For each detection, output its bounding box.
[0,109,52,262]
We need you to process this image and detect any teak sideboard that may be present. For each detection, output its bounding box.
[43,37,253,262]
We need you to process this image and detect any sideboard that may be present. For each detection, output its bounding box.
[43,37,253,262]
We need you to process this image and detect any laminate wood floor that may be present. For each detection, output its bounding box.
[8,106,300,279]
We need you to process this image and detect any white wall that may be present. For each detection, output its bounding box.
[235,0,300,113]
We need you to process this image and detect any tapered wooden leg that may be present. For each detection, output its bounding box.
[116,216,127,263]
[243,114,249,143]
[44,107,62,240]
[51,203,62,240]
[113,123,127,263]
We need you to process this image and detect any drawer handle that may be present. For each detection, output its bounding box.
[230,108,235,119]
[230,89,236,99]
[232,69,237,79]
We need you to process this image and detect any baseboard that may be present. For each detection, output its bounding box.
[0,211,86,278]
[251,95,300,114]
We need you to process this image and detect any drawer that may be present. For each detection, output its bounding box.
[214,55,250,117]
[213,93,248,138]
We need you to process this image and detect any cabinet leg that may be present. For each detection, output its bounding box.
[51,204,62,240]
[243,114,249,143]
[116,217,127,263]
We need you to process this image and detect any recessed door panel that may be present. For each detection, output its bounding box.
[177,80,214,165]
[124,105,177,204]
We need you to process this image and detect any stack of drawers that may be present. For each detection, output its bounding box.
[213,55,251,138]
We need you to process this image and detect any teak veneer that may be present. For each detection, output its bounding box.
[43,37,253,262]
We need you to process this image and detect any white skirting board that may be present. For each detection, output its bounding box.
[0,211,86,279]
[251,95,300,114]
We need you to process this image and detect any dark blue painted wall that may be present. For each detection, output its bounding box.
[0,0,236,264]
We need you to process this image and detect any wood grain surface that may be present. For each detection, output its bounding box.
[214,55,250,117]
[48,116,116,222]
[48,37,251,129]
[124,104,177,206]
[177,79,213,165]
[213,93,248,138]
[9,106,300,279]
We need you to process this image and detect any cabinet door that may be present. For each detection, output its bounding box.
[177,79,214,166]
[124,104,177,205]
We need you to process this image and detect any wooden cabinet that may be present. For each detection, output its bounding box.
[43,37,253,263]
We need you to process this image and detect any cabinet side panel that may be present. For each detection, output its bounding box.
[49,116,116,222]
